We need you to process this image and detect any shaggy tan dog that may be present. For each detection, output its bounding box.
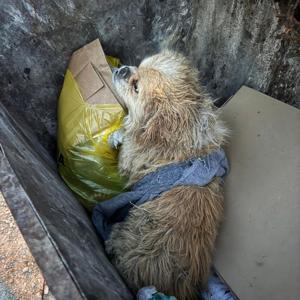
[107,51,228,299]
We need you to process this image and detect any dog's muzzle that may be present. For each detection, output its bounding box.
[113,66,131,82]
[111,66,131,113]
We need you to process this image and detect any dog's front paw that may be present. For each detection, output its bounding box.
[108,129,124,149]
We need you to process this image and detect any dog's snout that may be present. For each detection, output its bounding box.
[118,66,130,79]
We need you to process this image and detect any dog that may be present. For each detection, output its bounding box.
[106,51,228,299]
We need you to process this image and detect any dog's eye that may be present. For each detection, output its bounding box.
[132,81,139,93]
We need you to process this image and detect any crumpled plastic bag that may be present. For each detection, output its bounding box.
[57,39,127,211]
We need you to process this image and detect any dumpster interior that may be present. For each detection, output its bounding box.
[0,1,299,299]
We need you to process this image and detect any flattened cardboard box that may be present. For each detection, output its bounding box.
[68,39,119,104]
[215,86,300,300]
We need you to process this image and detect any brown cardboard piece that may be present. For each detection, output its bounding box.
[68,39,120,105]
[215,86,300,299]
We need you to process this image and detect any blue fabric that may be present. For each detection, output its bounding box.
[92,148,229,241]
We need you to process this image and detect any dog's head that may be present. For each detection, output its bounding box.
[112,51,226,152]
[113,51,226,157]
[113,50,201,113]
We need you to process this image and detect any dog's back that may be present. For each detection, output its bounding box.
[106,180,223,299]
[106,50,228,299]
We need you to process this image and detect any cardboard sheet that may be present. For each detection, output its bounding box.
[68,39,120,105]
[215,86,300,299]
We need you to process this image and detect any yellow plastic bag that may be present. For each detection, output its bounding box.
[57,40,127,211]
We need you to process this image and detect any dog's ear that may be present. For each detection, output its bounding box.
[138,100,184,146]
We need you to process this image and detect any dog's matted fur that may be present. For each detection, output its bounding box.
[107,51,228,299]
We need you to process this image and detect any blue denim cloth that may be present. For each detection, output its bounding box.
[93,148,229,241]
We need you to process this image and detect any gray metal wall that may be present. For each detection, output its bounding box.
[1,0,299,155]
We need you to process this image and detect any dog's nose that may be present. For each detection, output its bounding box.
[118,66,130,79]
